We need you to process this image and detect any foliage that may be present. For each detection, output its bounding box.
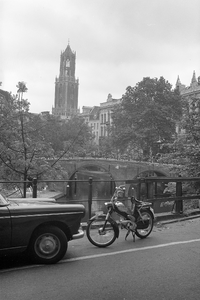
[157,94,200,191]
[111,77,182,159]
[60,115,94,155]
[41,114,95,157]
[176,96,200,177]
[0,85,57,189]
[99,136,115,158]
[0,84,95,196]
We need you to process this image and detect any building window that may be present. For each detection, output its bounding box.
[107,111,110,122]
[101,126,103,136]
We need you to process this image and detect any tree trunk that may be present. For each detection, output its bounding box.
[23,173,27,198]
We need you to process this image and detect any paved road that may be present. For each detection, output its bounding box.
[1,218,200,300]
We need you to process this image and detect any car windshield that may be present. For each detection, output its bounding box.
[0,193,9,206]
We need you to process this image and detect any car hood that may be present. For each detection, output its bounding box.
[7,197,85,213]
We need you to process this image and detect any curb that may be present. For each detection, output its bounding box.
[155,210,200,224]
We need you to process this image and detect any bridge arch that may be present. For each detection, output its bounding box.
[64,158,170,182]
[68,161,112,180]
[136,169,169,178]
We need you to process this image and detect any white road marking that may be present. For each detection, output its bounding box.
[62,238,200,263]
[1,238,200,273]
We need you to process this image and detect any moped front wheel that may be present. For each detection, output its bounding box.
[86,216,117,247]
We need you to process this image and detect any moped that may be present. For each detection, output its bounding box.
[86,185,154,247]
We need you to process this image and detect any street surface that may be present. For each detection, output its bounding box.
[1,218,200,300]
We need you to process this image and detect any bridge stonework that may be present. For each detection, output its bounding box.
[59,158,171,181]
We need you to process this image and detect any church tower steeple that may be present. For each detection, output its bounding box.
[175,75,185,92]
[190,70,197,87]
[176,75,181,88]
[52,43,79,118]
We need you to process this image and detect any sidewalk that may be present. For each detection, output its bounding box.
[155,208,200,224]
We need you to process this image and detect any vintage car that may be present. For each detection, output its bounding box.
[0,193,85,264]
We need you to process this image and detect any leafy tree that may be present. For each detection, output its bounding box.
[99,136,115,158]
[0,82,96,198]
[111,77,182,159]
[0,83,59,196]
[60,116,93,155]
[38,113,65,153]
[16,81,28,101]
[41,115,95,157]
[172,96,200,177]
[157,93,200,192]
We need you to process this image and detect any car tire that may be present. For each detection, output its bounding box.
[28,226,68,264]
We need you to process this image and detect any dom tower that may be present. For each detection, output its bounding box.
[52,43,79,118]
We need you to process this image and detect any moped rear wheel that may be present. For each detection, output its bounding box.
[135,210,154,239]
[86,216,117,247]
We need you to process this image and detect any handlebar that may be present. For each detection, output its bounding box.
[111,185,138,203]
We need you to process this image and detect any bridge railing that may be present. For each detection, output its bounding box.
[1,177,200,219]
[126,177,200,219]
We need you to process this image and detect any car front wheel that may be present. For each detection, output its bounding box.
[29,226,68,264]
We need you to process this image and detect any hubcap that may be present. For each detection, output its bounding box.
[35,234,60,259]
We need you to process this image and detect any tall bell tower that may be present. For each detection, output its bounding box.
[52,43,79,118]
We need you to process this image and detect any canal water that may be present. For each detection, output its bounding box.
[58,167,174,220]
[65,166,114,220]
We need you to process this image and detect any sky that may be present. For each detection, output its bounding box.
[1,0,200,113]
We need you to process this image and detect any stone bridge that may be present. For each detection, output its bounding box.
[48,158,175,218]
[57,158,171,181]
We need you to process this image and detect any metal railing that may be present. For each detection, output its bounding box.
[126,176,200,217]
[1,176,200,219]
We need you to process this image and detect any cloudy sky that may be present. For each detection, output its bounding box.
[1,0,200,113]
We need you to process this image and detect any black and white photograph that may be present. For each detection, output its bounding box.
[1,1,200,299]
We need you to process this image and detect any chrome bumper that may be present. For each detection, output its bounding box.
[72,229,85,240]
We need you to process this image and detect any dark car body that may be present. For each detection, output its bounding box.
[0,193,85,264]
